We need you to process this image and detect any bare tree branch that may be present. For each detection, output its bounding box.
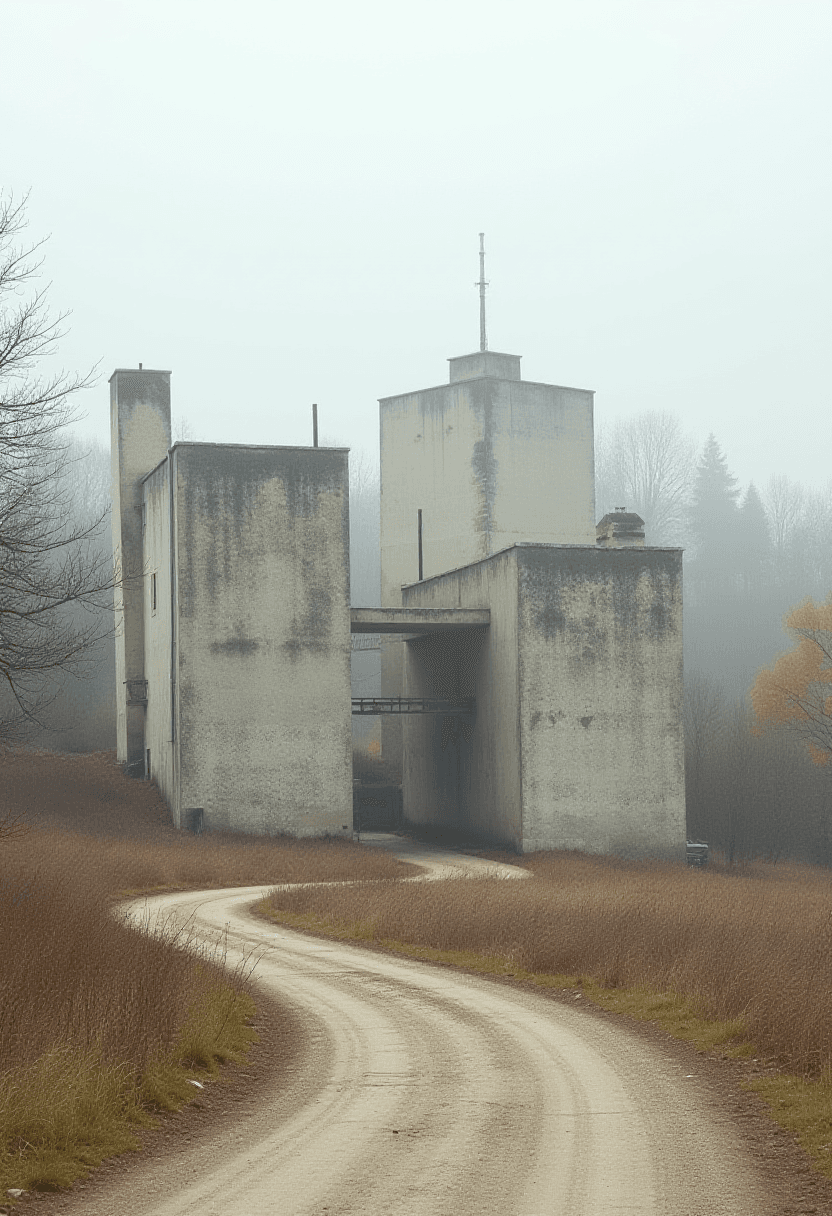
[0,191,113,745]
[595,411,697,546]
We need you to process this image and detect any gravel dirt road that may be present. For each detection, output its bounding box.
[28,837,798,1215]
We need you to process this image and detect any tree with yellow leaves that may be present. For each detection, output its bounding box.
[750,596,832,765]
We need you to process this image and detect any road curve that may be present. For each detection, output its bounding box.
[86,841,777,1215]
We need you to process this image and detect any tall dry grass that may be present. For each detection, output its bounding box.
[0,747,410,1078]
[264,851,832,1077]
[0,747,409,1192]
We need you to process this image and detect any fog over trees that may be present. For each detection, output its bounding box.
[594,413,832,864]
[0,193,115,748]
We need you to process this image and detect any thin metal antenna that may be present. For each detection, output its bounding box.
[312,403,318,447]
[418,509,423,581]
[476,233,488,352]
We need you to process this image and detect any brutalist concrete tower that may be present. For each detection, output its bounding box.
[110,368,172,774]
[378,348,596,781]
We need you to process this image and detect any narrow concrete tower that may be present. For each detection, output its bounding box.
[110,368,171,774]
[377,350,596,781]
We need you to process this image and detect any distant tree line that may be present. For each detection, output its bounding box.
[685,668,832,867]
[597,413,832,864]
[596,414,832,703]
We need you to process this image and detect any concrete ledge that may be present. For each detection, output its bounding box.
[351,608,490,635]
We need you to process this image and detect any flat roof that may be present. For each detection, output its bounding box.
[400,541,684,589]
[139,442,350,483]
[378,379,595,403]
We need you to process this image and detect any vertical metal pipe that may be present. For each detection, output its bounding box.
[312,403,318,447]
[418,508,423,581]
[478,233,487,353]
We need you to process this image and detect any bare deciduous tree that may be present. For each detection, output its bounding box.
[595,411,697,546]
[762,474,805,582]
[0,191,113,743]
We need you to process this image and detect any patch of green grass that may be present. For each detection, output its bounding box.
[0,985,257,1199]
[746,1073,832,1179]
[578,982,752,1054]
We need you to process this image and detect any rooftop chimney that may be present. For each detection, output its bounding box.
[596,508,646,549]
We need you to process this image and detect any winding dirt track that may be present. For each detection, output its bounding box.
[82,838,779,1214]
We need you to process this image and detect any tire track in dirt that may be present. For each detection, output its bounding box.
[38,837,792,1214]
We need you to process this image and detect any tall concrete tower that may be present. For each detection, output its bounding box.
[110,368,171,773]
[378,348,596,781]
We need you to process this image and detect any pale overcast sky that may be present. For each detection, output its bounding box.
[4,0,831,495]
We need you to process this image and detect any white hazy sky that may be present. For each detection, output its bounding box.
[4,0,831,494]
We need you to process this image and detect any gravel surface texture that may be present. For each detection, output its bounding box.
[17,838,832,1216]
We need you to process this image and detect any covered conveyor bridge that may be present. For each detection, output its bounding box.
[350,608,490,637]
[349,608,489,715]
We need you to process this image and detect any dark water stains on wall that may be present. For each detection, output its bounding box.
[283,567,336,661]
[520,547,682,648]
[113,372,171,414]
[209,627,261,656]
[469,380,499,558]
[177,445,348,613]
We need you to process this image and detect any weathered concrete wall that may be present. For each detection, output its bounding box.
[141,458,177,812]
[110,369,171,772]
[172,444,352,837]
[401,548,521,848]
[400,543,686,858]
[380,375,595,590]
[517,545,686,858]
[379,358,595,783]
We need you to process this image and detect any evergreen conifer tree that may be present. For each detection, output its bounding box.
[737,482,771,593]
[687,434,742,587]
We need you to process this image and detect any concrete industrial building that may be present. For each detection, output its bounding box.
[111,312,686,857]
[110,368,353,837]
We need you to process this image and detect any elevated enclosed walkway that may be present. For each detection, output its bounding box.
[349,608,486,717]
[350,607,490,637]
[352,696,475,715]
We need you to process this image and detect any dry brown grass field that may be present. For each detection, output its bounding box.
[259,847,832,1179]
[5,745,832,1194]
[262,850,832,1075]
[0,747,409,1197]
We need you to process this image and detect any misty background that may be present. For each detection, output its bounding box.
[4,1,831,860]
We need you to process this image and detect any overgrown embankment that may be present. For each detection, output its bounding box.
[0,748,409,1197]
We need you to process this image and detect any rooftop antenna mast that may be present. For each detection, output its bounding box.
[476,232,488,352]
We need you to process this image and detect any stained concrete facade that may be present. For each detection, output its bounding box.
[111,342,686,859]
[110,370,172,773]
[400,544,685,858]
[111,369,352,837]
[379,348,596,783]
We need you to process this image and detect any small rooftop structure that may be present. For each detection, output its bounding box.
[596,508,646,549]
